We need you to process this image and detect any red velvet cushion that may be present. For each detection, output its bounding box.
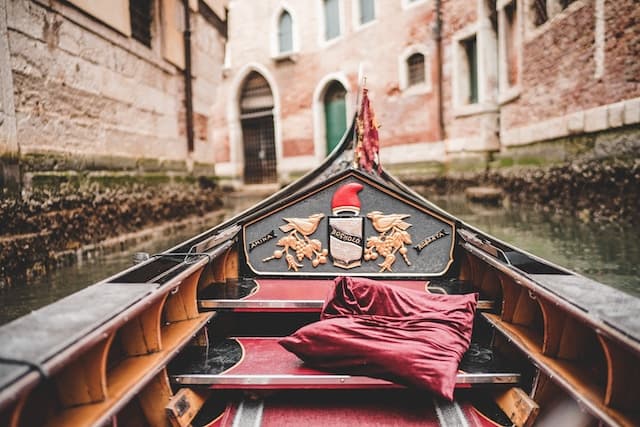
[279,276,477,400]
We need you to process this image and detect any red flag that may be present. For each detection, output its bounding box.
[356,88,381,173]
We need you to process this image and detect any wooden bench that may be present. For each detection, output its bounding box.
[198,278,495,312]
[170,337,520,390]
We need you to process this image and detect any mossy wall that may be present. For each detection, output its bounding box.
[0,152,222,281]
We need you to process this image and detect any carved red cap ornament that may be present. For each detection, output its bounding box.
[331,183,364,215]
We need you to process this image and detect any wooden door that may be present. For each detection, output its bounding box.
[324,81,347,154]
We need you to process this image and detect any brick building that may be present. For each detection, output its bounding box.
[0,0,227,192]
[1,0,638,190]
[213,0,639,185]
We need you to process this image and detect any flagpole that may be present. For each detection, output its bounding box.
[353,65,365,168]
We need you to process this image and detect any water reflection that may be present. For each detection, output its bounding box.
[0,193,263,326]
[430,195,640,298]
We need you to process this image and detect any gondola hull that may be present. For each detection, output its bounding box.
[0,112,638,427]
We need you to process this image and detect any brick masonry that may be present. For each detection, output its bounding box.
[212,0,441,181]
[1,0,638,186]
[501,0,640,131]
[214,0,639,182]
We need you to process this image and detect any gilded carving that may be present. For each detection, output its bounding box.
[364,211,413,272]
[262,214,328,271]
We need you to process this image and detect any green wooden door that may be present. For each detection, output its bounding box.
[324,82,347,154]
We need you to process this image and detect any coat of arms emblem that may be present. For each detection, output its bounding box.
[329,183,365,269]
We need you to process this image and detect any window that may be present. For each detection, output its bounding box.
[529,0,575,29]
[324,0,341,41]
[531,0,548,26]
[129,0,153,47]
[407,53,426,86]
[504,0,518,87]
[359,0,375,25]
[278,11,293,53]
[461,35,478,105]
[399,46,430,93]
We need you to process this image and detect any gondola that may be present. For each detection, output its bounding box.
[0,88,638,427]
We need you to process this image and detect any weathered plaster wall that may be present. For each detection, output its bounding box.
[3,0,226,176]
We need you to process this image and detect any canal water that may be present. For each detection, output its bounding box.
[1,192,638,326]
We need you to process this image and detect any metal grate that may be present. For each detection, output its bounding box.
[240,72,274,114]
[239,72,277,184]
[531,0,548,26]
[129,0,153,47]
[407,53,425,86]
[242,116,277,184]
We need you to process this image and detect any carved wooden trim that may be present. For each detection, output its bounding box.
[494,387,539,427]
[224,247,239,280]
[499,273,521,322]
[120,295,166,356]
[166,388,210,427]
[54,333,114,407]
[164,268,203,322]
[598,334,640,411]
[138,369,174,427]
[538,298,566,357]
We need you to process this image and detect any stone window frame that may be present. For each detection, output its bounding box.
[523,0,583,40]
[398,44,432,95]
[451,22,498,117]
[352,0,378,31]
[401,0,429,10]
[497,0,523,104]
[271,4,300,61]
[319,0,346,47]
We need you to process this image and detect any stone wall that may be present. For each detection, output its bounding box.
[1,0,228,189]
[0,0,229,281]
[498,0,640,151]
[0,178,223,281]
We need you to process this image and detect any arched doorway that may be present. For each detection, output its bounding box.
[323,81,347,154]
[240,72,277,184]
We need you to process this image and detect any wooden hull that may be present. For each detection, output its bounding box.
[1,119,639,427]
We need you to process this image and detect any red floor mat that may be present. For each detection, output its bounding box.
[215,390,502,427]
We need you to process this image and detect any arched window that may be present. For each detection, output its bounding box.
[278,10,293,53]
[407,53,426,86]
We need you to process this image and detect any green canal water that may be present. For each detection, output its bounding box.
[1,193,638,326]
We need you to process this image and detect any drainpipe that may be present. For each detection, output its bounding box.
[183,0,194,152]
[434,0,445,141]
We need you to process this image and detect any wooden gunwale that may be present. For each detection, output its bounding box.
[0,285,169,413]
[462,242,640,355]
[1,244,221,424]
[128,240,234,286]
[45,312,214,427]
[484,313,639,427]
[466,238,639,426]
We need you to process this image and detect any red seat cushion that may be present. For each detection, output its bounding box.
[279,276,477,400]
